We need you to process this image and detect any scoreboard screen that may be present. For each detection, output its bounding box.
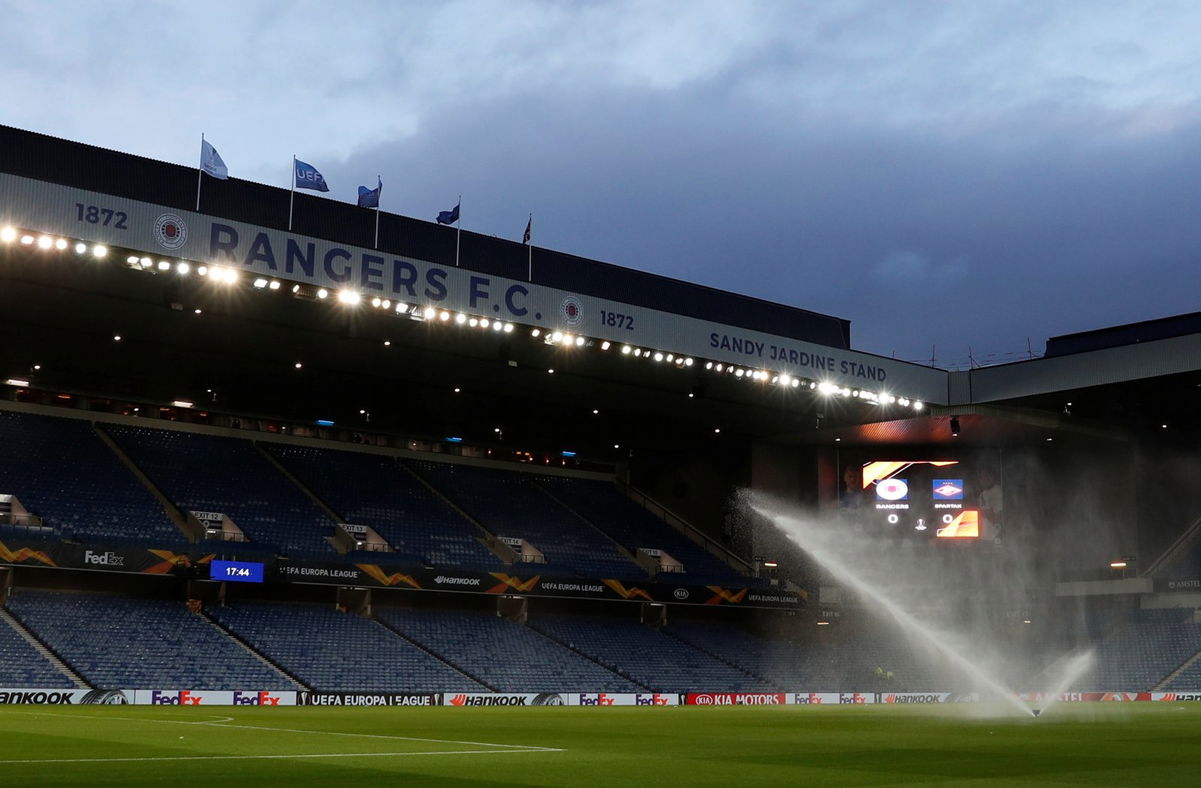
[210,560,265,583]
[858,460,979,538]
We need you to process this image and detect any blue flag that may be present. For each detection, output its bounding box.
[294,159,329,192]
[357,177,382,208]
[436,201,460,225]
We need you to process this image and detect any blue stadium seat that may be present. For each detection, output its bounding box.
[378,607,641,692]
[264,444,503,571]
[208,600,487,692]
[0,411,183,546]
[5,589,296,689]
[103,425,337,556]
[410,462,647,580]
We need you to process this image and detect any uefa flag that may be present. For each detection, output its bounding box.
[200,139,228,180]
[358,177,382,208]
[522,215,532,244]
[295,159,330,192]
[436,202,460,225]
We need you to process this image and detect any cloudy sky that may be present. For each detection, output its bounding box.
[5,1,1200,367]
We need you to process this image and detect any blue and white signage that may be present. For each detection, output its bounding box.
[0,173,949,403]
[210,560,265,584]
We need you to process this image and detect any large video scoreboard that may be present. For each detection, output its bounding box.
[854,460,982,539]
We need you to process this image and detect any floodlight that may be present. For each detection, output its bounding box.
[177,262,190,275]
[0,227,15,242]
[455,313,467,324]
[600,341,610,350]
[157,261,171,271]
[54,238,67,250]
[91,245,107,258]
[20,235,34,245]
[423,306,436,319]
[253,278,268,289]
[268,280,281,290]
[338,290,361,305]
[503,323,514,333]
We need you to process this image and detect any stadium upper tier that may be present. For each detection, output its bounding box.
[263,443,503,570]
[102,424,338,557]
[0,405,760,585]
[409,461,649,579]
[0,410,181,545]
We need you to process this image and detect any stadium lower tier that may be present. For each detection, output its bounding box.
[3,589,1201,695]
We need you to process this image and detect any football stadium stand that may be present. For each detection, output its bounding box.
[534,475,757,586]
[0,411,181,545]
[409,461,647,579]
[376,606,642,692]
[4,589,296,689]
[263,444,503,570]
[207,601,489,692]
[0,607,78,689]
[531,614,769,691]
[102,425,337,557]
[1079,608,1201,691]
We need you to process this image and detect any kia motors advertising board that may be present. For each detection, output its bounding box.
[685,693,787,706]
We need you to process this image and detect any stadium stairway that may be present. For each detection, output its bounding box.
[521,618,652,691]
[661,624,779,689]
[90,422,192,542]
[372,613,499,691]
[0,606,88,689]
[197,607,310,691]
[393,460,518,567]
[253,443,347,555]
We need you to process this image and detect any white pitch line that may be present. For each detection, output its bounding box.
[0,748,564,765]
[9,710,563,752]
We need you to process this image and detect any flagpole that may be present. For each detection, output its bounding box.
[455,194,461,268]
[373,174,381,249]
[288,155,296,231]
[527,213,533,281]
[195,133,205,212]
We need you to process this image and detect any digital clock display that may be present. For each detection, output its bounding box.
[210,560,265,584]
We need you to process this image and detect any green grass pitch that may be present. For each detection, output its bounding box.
[2,703,1199,786]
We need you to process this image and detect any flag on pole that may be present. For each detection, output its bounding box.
[200,139,228,180]
[522,215,532,244]
[436,201,461,225]
[294,159,330,192]
[357,177,382,208]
